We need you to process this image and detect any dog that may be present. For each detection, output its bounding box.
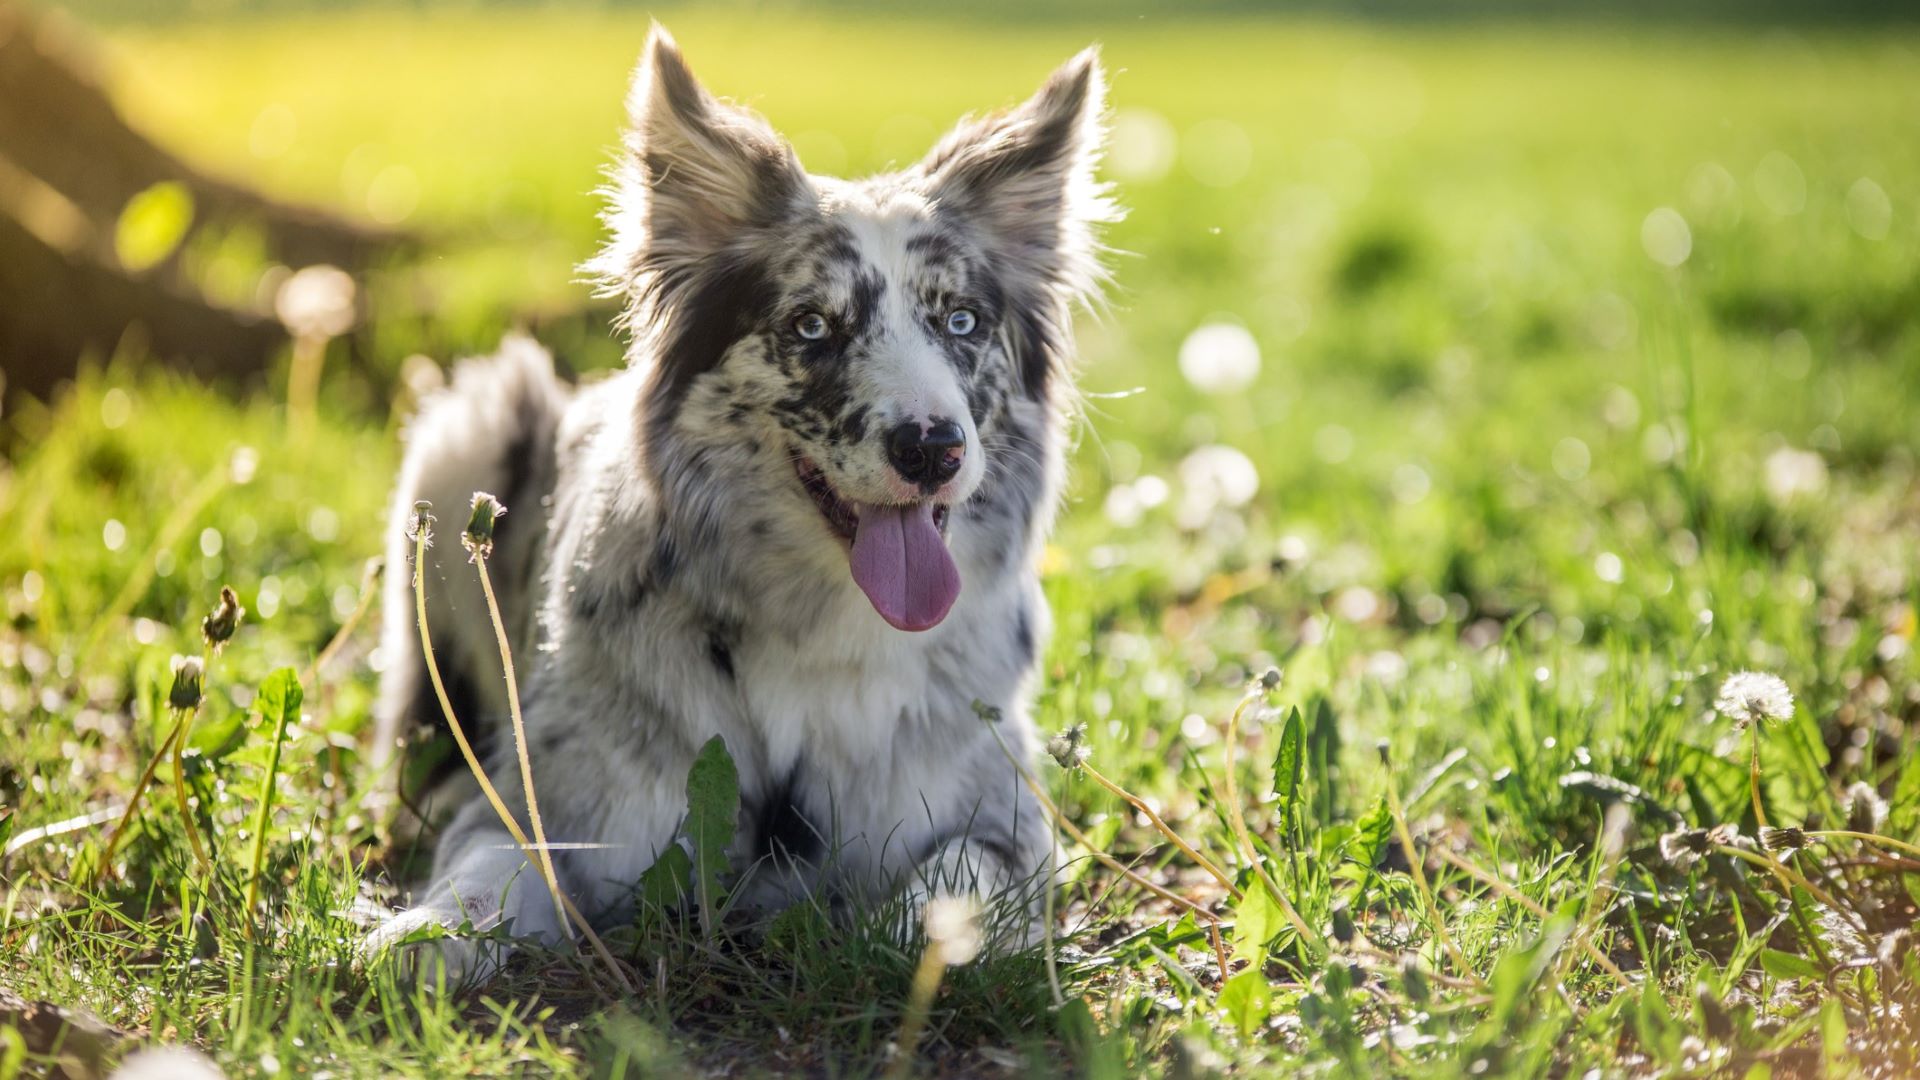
[367,25,1115,980]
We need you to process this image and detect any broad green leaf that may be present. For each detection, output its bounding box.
[1306,696,1343,825]
[1232,878,1284,963]
[256,667,304,732]
[1758,948,1823,984]
[1217,969,1273,1037]
[684,735,739,935]
[1820,997,1848,1073]
[637,844,693,911]
[1345,796,1394,875]
[1271,705,1306,844]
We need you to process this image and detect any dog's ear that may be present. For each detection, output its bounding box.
[917,49,1117,398]
[918,48,1116,303]
[591,25,807,301]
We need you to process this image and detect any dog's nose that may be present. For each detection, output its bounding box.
[886,420,965,488]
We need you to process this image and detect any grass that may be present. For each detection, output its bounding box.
[4,6,1920,1076]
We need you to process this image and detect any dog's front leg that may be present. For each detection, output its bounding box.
[367,811,569,985]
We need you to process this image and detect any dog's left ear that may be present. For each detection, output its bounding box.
[592,25,808,305]
[917,49,1117,395]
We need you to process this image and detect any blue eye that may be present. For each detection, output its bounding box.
[946,309,977,336]
[795,313,829,340]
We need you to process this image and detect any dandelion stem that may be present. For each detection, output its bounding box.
[471,550,573,945]
[170,702,211,874]
[1712,844,1846,915]
[287,335,327,440]
[1748,725,1769,831]
[1079,761,1241,901]
[93,716,186,888]
[1221,686,1327,958]
[1806,829,1920,861]
[886,941,951,1080]
[409,515,633,995]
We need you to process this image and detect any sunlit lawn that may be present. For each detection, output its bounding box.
[3,8,1919,1076]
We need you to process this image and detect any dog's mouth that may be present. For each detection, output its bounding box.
[793,454,959,632]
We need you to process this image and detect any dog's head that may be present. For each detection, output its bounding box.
[590,26,1113,632]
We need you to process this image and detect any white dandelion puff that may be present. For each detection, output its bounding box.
[923,895,984,966]
[1763,447,1827,504]
[274,264,357,340]
[1712,671,1794,730]
[1658,828,1710,870]
[1176,444,1260,527]
[1843,781,1889,834]
[1045,723,1091,771]
[1177,321,1261,395]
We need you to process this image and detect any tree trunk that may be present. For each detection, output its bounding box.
[0,2,413,270]
[0,210,283,403]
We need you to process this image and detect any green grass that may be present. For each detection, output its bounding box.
[4,7,1920,1077]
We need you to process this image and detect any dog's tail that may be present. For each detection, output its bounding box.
[372,334,571,831]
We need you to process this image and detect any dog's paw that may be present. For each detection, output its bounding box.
[361,906,503,989]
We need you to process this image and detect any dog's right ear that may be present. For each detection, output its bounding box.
[590,25,807,303]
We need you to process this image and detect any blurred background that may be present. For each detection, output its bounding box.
[2,0,1916,755]
[5,6,1919,1072]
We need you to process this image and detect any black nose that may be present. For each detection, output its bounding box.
[886,421,965,488]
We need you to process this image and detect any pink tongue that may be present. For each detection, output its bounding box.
[848,503,961,631]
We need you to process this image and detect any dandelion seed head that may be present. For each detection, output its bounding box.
[202,585,245,650]
[1703,823,1745,848]
[275,264,357,340]
[1658,828,1709,869]
[1712,671,1794,730]
[463,492,506,560]
[1763,447,1827,504]
[923,895,984,965]
[1759,826,1807,853]
[1878,928,1912,970]
[1844,781,1888,834]
[1046,723,1091,771]
[169,654,206,712]
[405,501,436,546]
[1177,321,1261,395]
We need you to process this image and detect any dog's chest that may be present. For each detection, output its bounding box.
[723,609,990,781]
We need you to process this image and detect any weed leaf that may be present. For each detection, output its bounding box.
[1759,948,1822,984]
[256,667,304,731]
[1271,706,1306,844]
[1218,969,1272,1037]
[1345,796,1394,878]
[638,845,693,911]
[1232,878,1284,963]
[685,735,739,935]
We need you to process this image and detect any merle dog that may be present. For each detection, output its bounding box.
[369,25,1115,979]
